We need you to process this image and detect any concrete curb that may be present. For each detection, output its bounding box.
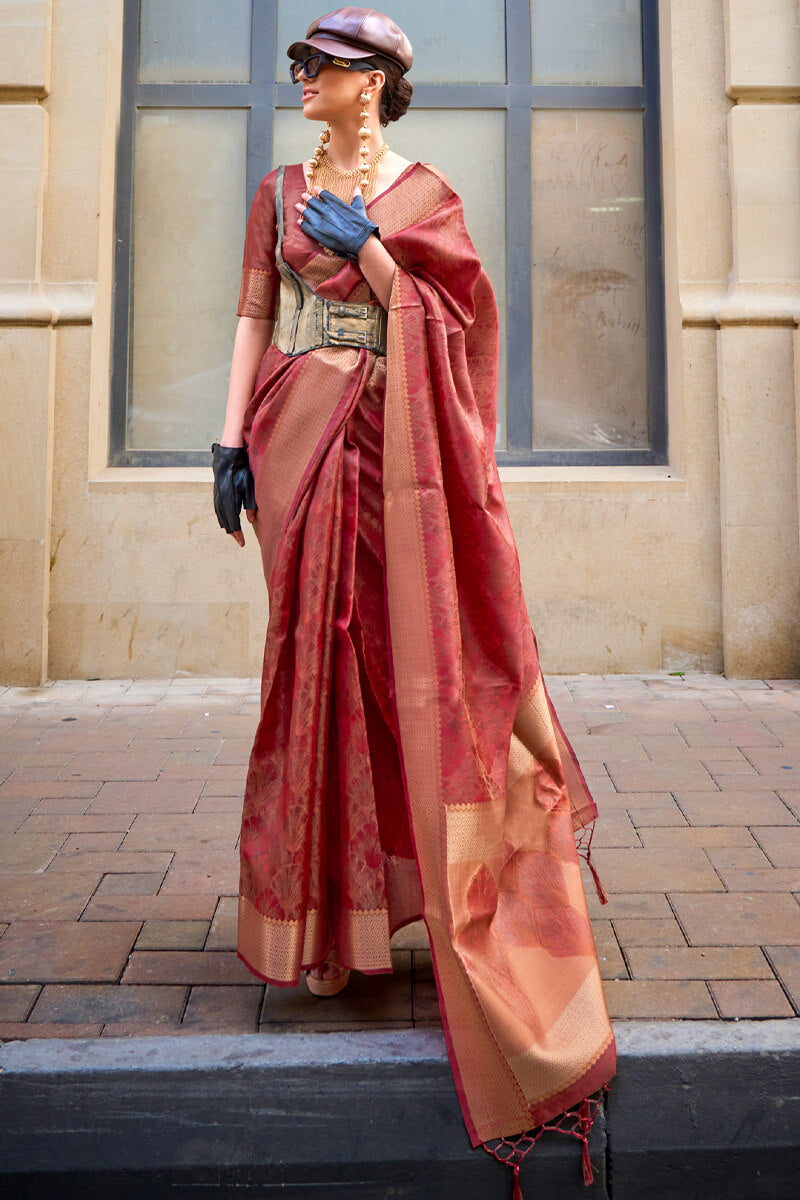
[1,1020,799,1197]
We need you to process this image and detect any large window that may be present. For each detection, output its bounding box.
[111,0,665,466]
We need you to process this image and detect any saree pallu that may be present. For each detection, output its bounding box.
[236,162,616,1178]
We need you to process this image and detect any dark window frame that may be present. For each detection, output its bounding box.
[110,0,666,467]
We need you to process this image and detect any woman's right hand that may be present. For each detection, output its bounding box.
[211,442,257,547]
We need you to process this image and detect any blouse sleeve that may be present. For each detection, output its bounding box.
[236,169,280,320]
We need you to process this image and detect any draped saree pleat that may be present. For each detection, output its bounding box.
[236,161,616,1157]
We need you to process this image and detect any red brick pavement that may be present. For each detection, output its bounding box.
[1,672,800,1040]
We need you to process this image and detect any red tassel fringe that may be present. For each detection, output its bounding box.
[579,1098,594,1184]
[483,1082,610,1198]
[585,853,608,905]
[582,1136,594,1186]
[575,819,609,905]
[484,823,611,1196]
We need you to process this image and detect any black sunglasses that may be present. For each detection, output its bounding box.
[289,50,375,84]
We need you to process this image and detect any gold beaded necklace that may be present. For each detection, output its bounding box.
[310,141,389,203]
[306,91,389,204]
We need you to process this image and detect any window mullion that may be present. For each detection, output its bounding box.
[642,0,667,461]
[504,100,534,455]
[502,0,534,456]
[109,0,142,466]
[249,0,277,205]
[505,0,532,84]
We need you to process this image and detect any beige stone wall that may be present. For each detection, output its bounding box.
[0,0,798,682]
[717,0,800,675]
[0,1,52,686]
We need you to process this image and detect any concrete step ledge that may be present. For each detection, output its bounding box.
[1,1020,799,1198]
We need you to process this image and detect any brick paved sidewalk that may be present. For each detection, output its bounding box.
[1,672,799,1041]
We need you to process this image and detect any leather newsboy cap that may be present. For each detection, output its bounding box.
[287,7,413,73]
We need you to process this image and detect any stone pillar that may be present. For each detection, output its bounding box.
[717,0,800,676]
[0,0,53,685]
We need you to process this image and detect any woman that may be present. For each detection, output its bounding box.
[211,9,616,1194]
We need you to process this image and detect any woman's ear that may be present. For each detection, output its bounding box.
[367,69,385,98]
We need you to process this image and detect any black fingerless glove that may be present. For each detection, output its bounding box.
[211,442,256,534]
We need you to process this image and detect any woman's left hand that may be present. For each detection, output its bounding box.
[297,187,380,261]
[211,442,257,547]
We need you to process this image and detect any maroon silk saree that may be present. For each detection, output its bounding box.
[236,162,616,1183]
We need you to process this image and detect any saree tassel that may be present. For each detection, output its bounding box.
[581,1137,594,1186]
[484,1085,610,1194]
[579,1097,595,1186]
[578,820,609,902]
[585,850,608,905]
[483,1137,533,1198]
[575,820,609,905]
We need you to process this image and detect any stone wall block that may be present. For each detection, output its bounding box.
[729,106,800,283]
[726,0,800,95]
[717,325,800,677]
[0,325,54,685]
[0,104,45,281]
[0,0,49,94]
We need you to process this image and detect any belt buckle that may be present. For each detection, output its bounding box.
[334,327,368,345]
[329,302,369,320]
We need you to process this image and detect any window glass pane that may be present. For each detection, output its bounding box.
[531,109,648,450]
[139,0,251,83]
[129,109,247,450]
[276,0,506,84]
[272,106,508,449]
[531,0,642,85]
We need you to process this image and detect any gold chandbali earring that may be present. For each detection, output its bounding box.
[357,89,376,193]
[306,91,389,204]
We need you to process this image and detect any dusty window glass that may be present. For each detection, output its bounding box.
[531,109,648,450]
[116,0,663,464]
[139,0,252,83]
[128,108,247,451]
[276,0,506,84]
[272,106,508,450]
[531,0,642,85]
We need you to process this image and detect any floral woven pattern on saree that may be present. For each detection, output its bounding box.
[236,162,616,1180]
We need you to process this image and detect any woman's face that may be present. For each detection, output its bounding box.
[299,62,383,123]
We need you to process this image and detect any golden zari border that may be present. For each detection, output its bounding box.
[383,272,533,1140]
[237,267,277,320]
[238,893,393,983]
